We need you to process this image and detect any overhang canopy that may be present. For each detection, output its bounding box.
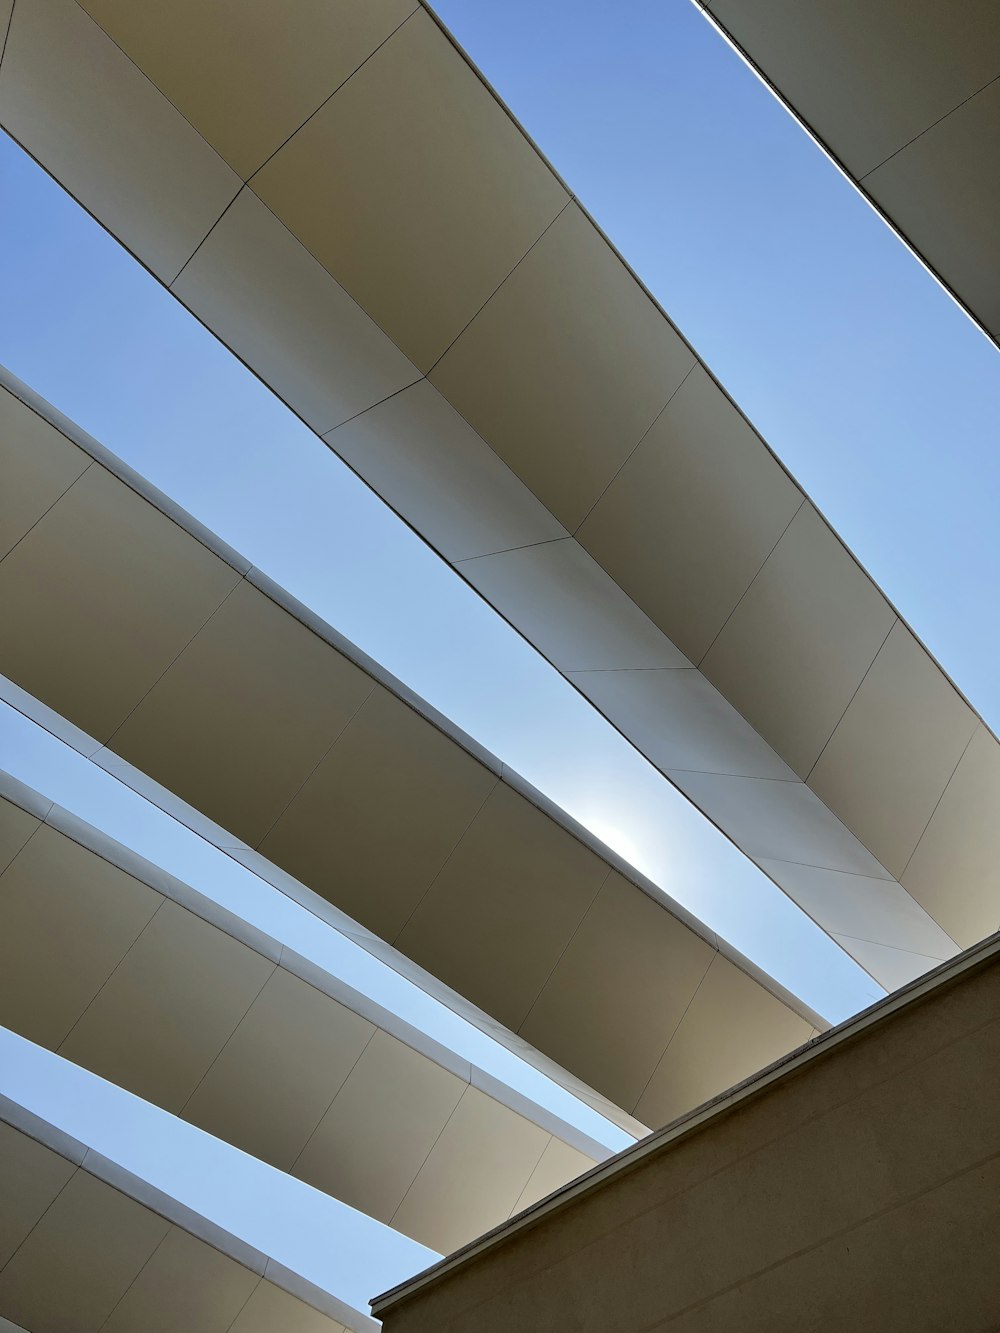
[0,0,992,985]
[0,777,607,1256]
[0,372,819,1132]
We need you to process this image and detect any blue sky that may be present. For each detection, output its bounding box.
[2,0,997,1032]
[0,126,878,1024]
[435,0,1000,726]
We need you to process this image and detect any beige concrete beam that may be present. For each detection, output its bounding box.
[0,778,605,1256]
[0,1,990,975]
[0,1096,357,1333]
[0,373,818,1132]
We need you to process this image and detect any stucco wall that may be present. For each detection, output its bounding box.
[377,943,1000,1331]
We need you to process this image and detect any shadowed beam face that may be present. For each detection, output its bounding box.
[691,0,1000,350]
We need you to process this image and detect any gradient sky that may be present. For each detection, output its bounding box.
[2,0,996,1027]
[435,0,1000,725]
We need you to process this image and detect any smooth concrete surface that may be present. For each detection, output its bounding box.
[696,0,1000,347]
[0,371,820,1132]
[374,935,1000,1332]
[0,781,604,1254]
[0,1,992,981]
[0,1100,354,1333]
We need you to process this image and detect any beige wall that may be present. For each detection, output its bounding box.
[376,941,1000,1331]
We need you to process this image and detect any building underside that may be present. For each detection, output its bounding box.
[0,0,995,997]
[0,0,997,1328]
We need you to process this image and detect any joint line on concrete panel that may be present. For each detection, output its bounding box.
[454,535,570,567]
[0,1161,82,1283]
[0,459,96,571]
[628,949,717,1118]
[571,361,699,537]
[94,1225,173,1332]
[101,573,249,751]
[168,185,246,289]
[695,497,807,670]
[243,7,422,188]
[319,376,428,442]
[220,1275,266,1333]
[387,1083,469,1235]
[286,1025,381,1182]
[898,722,979,888]
[424,197,575,378]
[802,616,898,786]
[250,676,380,852]
[515,865,616,1038]
[386,772,503,946]
[858,73,1000,182]
[50,898,171,1057]
[172,959,282,1121]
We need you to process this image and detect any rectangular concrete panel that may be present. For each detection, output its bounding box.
[58,900,275,1111]
[291,1030,466,1226]
[0,388,89,561]
[173,187,419,434]
[458,537,689,672]
[101,1225,259,1333]
[229,1283,348,1333]
[0,797,40,876]
[828,935,947,994]
[0,0,240,281]
[259,685,498,942]
[110,579,375,846]
[390,1086,550,1255]
[902,723,1000,947]
[79,0,415,178]
[576,365,803,662]
[431,203,694,531]
[181,968,376,1171]
[0,820,162,1048]
[809,621,977,878]
[0,1120,77,1269]
[519,872,715,1114]
[568,665,795,780]
[707,0,1000,178]
[758,857,957,960]
[700,503,895,778]
[326,380,568,564]
[633,953,815,1125]
[0,1170,170,1332]
[0,465,242,743]
[252,10,567,370]
[394,782,610,1032]
[669,767,891,877]
[510,1138,597,1218]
